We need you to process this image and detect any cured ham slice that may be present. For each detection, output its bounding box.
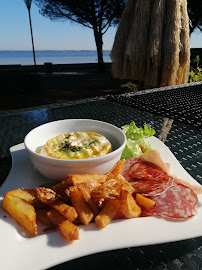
[141,149,170,173]
[143,183,198,219]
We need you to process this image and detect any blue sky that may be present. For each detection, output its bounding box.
[0,0,201,51]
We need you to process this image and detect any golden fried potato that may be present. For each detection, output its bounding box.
[95,199,120,228]
[69,186,94,225]
[46,209,66,226]
[50,200,78,222]
[6,189,36,204]
[77,184,91,201]
[116,174,135,194]
[58,219,79,242]
[106,160,125,180]
[106,164,116,178]
[35,187,57,204]
[2,193,37,237]
[92,178,124,200]
[105,173,114,180]
[135,193,156,210]
[120,190,141,218]
[76,179,101,194]
[114,208,125,220]
[52,180,71,196]
[77,184,99,216]
[91,179,120,200]
[67,174,107,185]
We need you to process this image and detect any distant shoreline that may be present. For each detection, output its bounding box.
[0,50,111,52]
[0,49,201,66]
[0,48,201,52]
[0,50,112,65]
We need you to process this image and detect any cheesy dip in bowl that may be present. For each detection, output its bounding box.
[36,132,112,159]
[24,119,126,180]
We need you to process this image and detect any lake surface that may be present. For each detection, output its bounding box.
[0,50,112,65]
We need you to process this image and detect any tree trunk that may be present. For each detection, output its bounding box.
[93,30,105,72]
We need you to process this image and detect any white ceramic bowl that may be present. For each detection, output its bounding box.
[24,119,126,180]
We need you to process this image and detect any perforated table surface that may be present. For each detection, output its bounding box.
[108,82,202,130]
[0,84,202,270]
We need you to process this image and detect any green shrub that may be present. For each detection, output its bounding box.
[189,55,202,83]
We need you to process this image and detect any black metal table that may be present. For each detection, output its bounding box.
[0,82,202,270]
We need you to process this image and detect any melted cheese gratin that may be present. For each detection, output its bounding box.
[36,132,112,159]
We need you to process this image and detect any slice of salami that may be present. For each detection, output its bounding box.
[144,182,198,220]
[128,159,166,180]
[122,157,166,181]
[130,176,174,195]
[122,157,139,181]
[122,157,173,195]
[141,180,174,197]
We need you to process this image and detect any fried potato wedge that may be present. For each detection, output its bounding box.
[116,174,135,194]
[91,175,134,200]
[67,174,107,185]
[9,188,51,209]
[135,193,156,210]
[35,187,57,204]
[106,160,125,180]
[120,190,141,219]
[52,180,71,196]
[95,199,120,228]
[76,180,101,194]
[2,193,37,237]
[59,219,79,242]
[6,189,36,204]
[46,209,66,226]
[77,184,99,216]
[69,186,94,225]
[50,200,78,222]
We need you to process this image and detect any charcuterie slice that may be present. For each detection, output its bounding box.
[122,158,173,195]
[143,183,198,219]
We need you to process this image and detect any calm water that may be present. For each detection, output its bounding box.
[0,50,112,65]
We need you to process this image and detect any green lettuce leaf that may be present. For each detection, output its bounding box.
[143,125,156,137]
[121,121,155,160]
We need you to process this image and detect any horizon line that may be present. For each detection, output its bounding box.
[0,49,112,52]
[0,48,201,51]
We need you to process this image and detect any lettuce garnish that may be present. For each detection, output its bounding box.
[121,121,155,160]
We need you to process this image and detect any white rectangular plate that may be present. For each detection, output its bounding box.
[0,137,202,270]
